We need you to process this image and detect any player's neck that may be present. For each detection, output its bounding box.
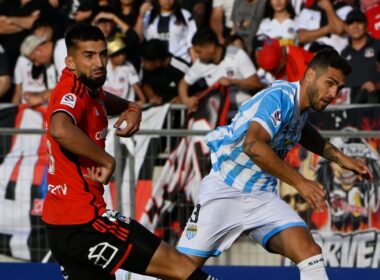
[213,46,224,64]
[299,79,310,113]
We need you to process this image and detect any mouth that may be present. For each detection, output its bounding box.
[93,70,104,78]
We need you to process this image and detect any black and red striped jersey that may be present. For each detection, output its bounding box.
[42,68,108,225]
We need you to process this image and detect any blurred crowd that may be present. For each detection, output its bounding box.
[0,0,380,109]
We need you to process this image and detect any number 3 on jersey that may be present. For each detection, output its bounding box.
[189,204,201,223]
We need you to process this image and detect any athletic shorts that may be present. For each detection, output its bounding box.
[46,210,161,280]
[177,172,308,258]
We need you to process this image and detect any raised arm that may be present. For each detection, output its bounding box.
[104,92,142,137]
[300,122,372,180]
[243,121,327,210]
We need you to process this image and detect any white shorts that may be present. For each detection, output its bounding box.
[177,172,308,257]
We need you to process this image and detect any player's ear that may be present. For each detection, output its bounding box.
[65,56,76,71]
[305,67,315,83]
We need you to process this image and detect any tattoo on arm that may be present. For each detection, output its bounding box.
[323,143,340,164]
[243,140,261,158]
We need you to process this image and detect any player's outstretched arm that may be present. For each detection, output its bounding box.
[243,121,327,210]
[300,122,373,181]
[104,91,142,137]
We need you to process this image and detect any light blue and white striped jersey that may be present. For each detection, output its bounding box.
[206,80,309,194]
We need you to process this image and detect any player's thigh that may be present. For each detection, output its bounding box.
[267,226,322,264]
[177,179,244,258]
[145,241,198,280]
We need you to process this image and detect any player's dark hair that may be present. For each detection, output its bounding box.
[140,39,170,61]
[65,23,105,52]
[192,28,219,46]
[307,48,352,76]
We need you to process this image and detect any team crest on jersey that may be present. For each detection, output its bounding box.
[60,93,77,108]
[185,224,198,240]
[270,109,282,127]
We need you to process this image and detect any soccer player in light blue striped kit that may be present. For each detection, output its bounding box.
[177,49,373,280]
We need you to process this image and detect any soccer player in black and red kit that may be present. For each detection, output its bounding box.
[42,23,217,280]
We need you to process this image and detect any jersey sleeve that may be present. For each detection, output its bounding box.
[184,60,202,85]
[235,49,257,78]
[50,90,87,125]
[250,89,294,139]
[13,56,24,85]
[126,63,140,85]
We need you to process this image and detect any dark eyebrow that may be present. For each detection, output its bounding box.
[328,76,339,85]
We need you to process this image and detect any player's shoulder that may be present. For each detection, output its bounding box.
[170,56,190,73]
[51,71,87,104]
[262,80,298,103]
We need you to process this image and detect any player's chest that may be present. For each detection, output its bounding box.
[81,99,108,143]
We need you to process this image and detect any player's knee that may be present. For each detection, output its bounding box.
[299,241,322,259]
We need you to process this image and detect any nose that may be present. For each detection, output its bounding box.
[94,54,105,68]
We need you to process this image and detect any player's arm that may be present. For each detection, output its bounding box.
[300,122,372,180]
[243,121,327,210]
[49,112,115,184]
[220,74,262,91]
[104,91,142,137]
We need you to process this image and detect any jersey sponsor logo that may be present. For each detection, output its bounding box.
[185,224,198,240]
[60,93,77,108]
[270,109,282,127]
[95,127,108,140]
[308,256,324,266]
[48,184,68,195]
[88,242,118,269]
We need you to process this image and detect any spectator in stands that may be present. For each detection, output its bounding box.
[141,39,189,105]
[0,0,56,76]
[93,5,142,70]
[210,0,235,44]
[257,0,297,46]
[12,34,56,106]
[103,37,146,106]
[231,0,266,53]
[179,28,262,113]
[341,9,380,103]
[135,0,197,63]
[296,0,352,52]
[255,38,314,82]
[0,43,11,99]
[179,0,211,28]
[226,34,247,51]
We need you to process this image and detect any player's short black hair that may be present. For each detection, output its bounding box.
[191,28,219,46]
[65,23,105,52]
[307,48,352,77]
[140,39,170,61]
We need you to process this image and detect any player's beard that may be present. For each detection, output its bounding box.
[79,70,107,90]
[308,81,324,112]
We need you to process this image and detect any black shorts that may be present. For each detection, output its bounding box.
[46,210,161,280]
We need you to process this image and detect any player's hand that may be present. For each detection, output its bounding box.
[183,96,198,113]
[361,81,376,93]
[113,105,142,137]
[86,163,115,185]
[338,157,373,181]
[297,180,328,211]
